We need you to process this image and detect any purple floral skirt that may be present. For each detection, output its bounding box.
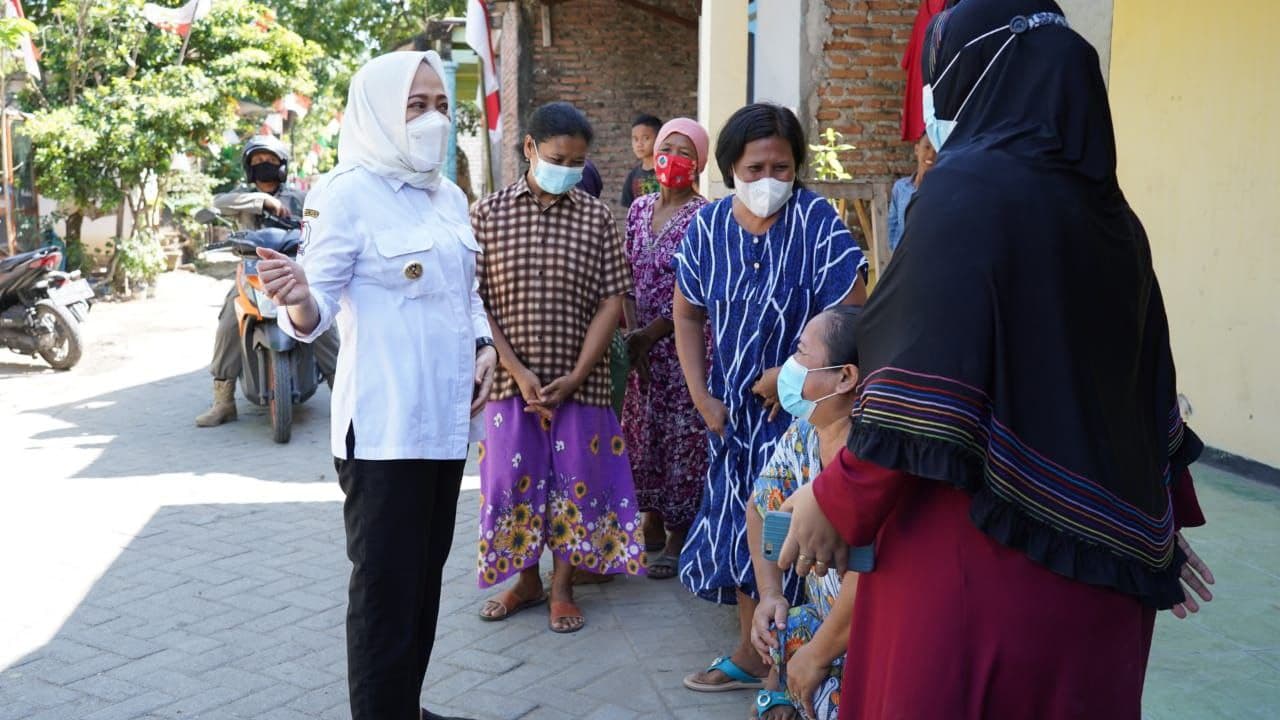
[476,397,646,588]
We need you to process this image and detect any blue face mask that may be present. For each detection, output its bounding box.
[922,12,1069,151]
[777,356,843,422]
[921,83,955,152]
[531,146,585,195]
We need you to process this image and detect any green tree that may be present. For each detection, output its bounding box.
[0,16,37,52]
[266,0,463,62]
[258,0,463,181]
[21,0,318,283]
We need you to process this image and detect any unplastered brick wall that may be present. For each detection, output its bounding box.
[813,0,918,184]
[498,0,698,216]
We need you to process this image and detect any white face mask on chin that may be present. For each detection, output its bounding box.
[734,174,794,219]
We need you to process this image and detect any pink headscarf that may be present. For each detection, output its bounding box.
[655,118,710,173]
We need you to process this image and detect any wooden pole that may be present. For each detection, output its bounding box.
[3,108,16,255]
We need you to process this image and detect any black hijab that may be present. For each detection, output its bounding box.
[849,0,1202,608]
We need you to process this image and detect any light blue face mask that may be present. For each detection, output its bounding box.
[922,12,1069,150]
[777,356,844,422]
[531,146,585,195]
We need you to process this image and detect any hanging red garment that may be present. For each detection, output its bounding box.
[900,0,947,141]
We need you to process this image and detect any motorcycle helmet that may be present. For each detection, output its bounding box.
[241,135,291,184]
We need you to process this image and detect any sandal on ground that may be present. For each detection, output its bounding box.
[549,600,586,634]
[646,553,678,580]
[478,588,546,622]
[682,655,765,692]
[755,689,796,718]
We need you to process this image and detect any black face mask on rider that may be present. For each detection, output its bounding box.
[249,162,283,185]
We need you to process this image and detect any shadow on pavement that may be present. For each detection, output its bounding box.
[18,367,336,483]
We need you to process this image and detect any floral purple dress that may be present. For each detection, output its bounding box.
[622,193,709,532]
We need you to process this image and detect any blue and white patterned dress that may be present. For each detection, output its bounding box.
[673,188,866,603]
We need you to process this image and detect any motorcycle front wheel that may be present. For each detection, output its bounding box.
[267,349,294,444]
[34,300,83,370]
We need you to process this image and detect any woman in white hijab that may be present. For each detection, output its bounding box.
[258,51,493,720]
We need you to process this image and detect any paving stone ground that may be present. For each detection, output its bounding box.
[1,269,1277,719]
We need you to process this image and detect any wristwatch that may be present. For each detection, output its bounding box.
[476,336,496,352]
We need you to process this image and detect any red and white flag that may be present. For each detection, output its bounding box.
[466,0,501,190]
[4,0,39,80]
[143,0,212,38]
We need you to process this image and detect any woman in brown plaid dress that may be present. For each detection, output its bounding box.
[472,103,646,634]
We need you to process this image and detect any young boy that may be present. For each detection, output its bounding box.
[887,134,936,253]
[620,114,662,208]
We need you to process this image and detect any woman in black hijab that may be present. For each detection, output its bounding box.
[776,1,1214,717]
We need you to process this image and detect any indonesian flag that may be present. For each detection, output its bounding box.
[466,0,501,189]
[4,0,39,80]
[142,0,212,38]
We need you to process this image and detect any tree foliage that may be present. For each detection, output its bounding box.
[266,0,463,63]
[20,0,318,282]
[18,0,464,282]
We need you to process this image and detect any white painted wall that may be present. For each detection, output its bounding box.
[698,0,749,198]
[753,0,802,110]
[1058,0,1113,82]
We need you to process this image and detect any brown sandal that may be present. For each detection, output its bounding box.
[548,600,585,634]
[478,588,546,621]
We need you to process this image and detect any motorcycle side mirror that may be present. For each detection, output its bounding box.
[194,207,222,225]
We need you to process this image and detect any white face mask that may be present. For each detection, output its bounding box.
[405,110,450,176]
[734,175,793,218]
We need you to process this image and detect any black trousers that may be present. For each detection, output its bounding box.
[336,427,464,720]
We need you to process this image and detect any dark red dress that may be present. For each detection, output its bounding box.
[814,450,1204,720]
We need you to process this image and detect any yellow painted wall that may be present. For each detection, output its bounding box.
[1110,1,1280,467]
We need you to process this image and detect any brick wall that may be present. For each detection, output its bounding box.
[495,0,698,214]
[812,0,919,184]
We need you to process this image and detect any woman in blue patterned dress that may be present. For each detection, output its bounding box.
[673,104,866,692]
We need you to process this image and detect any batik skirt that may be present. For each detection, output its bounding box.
[477,397,646,587]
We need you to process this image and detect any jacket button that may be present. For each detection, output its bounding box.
[404,261,423,280]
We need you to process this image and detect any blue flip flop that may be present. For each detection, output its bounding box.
[682,655,765,692]
[756,689,795,717]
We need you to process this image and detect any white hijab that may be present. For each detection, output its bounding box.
[336,50,449,192]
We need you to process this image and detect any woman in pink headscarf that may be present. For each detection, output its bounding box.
[621,118,711,580]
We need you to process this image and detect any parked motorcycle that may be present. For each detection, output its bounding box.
[0,245,92,370]
[196,208,321,443]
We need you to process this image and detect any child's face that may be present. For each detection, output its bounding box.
[914,136,937,176]
[632,125,657,161]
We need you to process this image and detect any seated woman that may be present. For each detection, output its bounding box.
[746,306,869,720]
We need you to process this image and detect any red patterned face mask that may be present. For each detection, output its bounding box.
[654,152,696,190]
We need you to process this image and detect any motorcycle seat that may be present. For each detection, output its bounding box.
[233,228,302,257]
[0,248,45,273]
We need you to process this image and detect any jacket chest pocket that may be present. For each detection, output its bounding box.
[371,229,447,299]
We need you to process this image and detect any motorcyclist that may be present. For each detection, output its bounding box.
[195,135,340,427]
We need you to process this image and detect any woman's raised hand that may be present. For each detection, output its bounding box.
[255,247,312,306]
[778,483,847,578]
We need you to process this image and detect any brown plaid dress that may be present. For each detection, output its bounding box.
[472,177,633,407]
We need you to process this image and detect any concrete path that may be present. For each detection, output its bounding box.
[0,270,1276,719]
